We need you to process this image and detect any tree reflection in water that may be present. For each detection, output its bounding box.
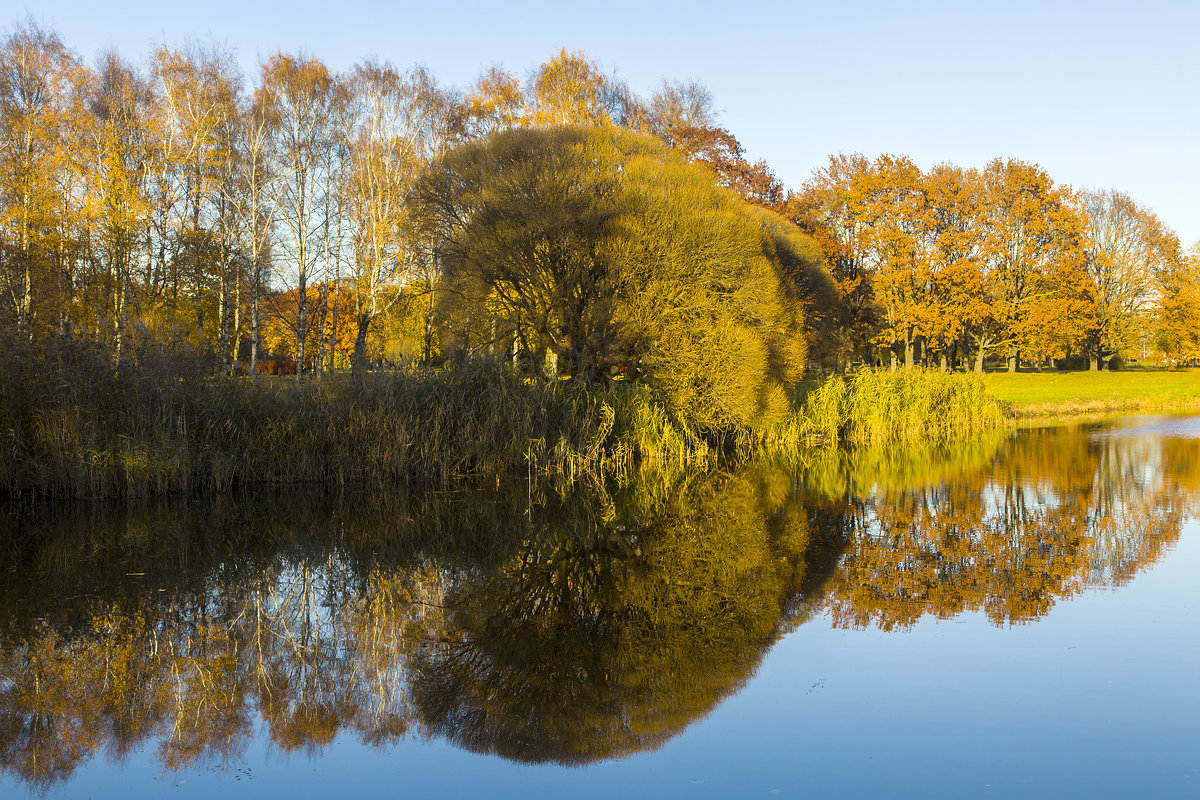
[0,419,1195,788]
[807,423,1195,630]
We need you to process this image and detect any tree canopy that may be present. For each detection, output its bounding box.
[412,125,820,428]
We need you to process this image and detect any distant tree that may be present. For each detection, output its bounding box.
[1077,188,1180,369]
[90,50,154,365]
[973,158,1088,372]
[669,123,784,210]
[148,42,244,363]
[528,49,613,127]
[787,154,878,364]
[1156,243,1200,365]
[645,78,715,144]
[0,18,92,339]
[257,53,340,378]
[343,59,451,377]
[461,65,523,138]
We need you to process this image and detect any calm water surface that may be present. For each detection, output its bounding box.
[1,417,1197,798]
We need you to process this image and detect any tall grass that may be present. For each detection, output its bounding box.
[776,369,1007,448]
[0,336,723,499]
[1,337,1008,499]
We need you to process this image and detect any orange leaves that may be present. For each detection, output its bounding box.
[669,124,785,211]
[792,154,1093,368]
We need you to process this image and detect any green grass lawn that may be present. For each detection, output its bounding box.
[983,369,1200,417]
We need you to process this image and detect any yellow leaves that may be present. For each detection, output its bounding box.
[530,48,613,128]
[464,66,523,136]
[794,153,1094,366]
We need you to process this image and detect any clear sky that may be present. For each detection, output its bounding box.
[16,0,1200,246]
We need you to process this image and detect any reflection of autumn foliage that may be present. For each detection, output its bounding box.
[820,424,1195,630]
[410,468,816,764]
[0,469,828,786]
[826,487,1093,629]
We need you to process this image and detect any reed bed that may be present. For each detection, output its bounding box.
[763,369,1007,451]
[1,338,724,499]
[2,338,1008,499]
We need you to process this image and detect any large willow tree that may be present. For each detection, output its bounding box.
[411,125,812,429]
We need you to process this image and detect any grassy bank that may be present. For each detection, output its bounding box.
[984,370,1200,418]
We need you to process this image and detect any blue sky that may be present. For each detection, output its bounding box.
[18,0,1200,246]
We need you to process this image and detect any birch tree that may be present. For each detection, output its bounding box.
[258,53,338,377]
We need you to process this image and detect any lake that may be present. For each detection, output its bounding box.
[1,416,1197,798]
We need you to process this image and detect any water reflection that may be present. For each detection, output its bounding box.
[0,418,1195,789]
[805,421,1195,630]
[0,470,842,787]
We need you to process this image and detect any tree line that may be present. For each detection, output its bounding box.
[787,156,1199,371]
[0,20,773,377]
[3,15,1198,381]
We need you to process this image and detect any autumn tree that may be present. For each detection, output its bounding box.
[527,48,622,127]
[258,53,340,377]
[0,18,92,339]
[343,60,448,376]
[645,78,715,144]
[921,163,984,370]
[669,123,784,210]
[1077,188,1180,369]
[90,51,154,364]
[972,158,1088,371]
[788,154,935,368]
[412,126,807,428]
[461,65,523,138]
[233,80,274,374]
[787,154,877,364]
[1156,243,1200,365]
[750,205,841,368]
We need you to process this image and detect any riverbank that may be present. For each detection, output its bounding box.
[984,369,1200,419]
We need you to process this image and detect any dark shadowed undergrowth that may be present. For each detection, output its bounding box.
[0,337,714,498]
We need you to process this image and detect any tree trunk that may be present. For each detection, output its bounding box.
[423,286,435,367]
[329,279,340,371]
[974,348,985,373]
[352,312,370,381]
[251,259,260,381]
[296,274,307,382]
